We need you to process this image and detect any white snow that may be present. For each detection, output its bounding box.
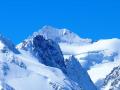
[2,49,76,90]
[88,60,120,86]
[7,73,53,90]
[60,38,120,55]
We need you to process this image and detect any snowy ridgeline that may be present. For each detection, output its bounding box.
[1,26,120,90]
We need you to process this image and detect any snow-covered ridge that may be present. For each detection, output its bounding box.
[60,38,120,55]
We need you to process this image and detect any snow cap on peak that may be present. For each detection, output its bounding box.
[36,25,92,45]
[19,25,92,46]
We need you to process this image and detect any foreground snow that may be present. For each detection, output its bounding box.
[6,52,73,90]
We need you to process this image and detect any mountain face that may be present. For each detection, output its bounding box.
[65,56,96,90]
[101,66,120,90]
[0,29,96,90]
[17,35,66,72]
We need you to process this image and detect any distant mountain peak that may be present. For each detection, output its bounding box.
[39,25,72,37]
[41,25,71,33]
[31,25,92,45]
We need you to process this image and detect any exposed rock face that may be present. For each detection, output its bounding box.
[65,56,97,90]
[18,35,66,72]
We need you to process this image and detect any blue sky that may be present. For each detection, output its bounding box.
[0,0,120,44]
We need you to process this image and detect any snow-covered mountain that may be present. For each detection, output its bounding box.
[1,25,120,90]
[0,31,96,90]
[18,26,120,90]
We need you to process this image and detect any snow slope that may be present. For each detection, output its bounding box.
[6,52,80,90]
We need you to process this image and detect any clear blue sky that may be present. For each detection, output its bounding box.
[0,0,120,44]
